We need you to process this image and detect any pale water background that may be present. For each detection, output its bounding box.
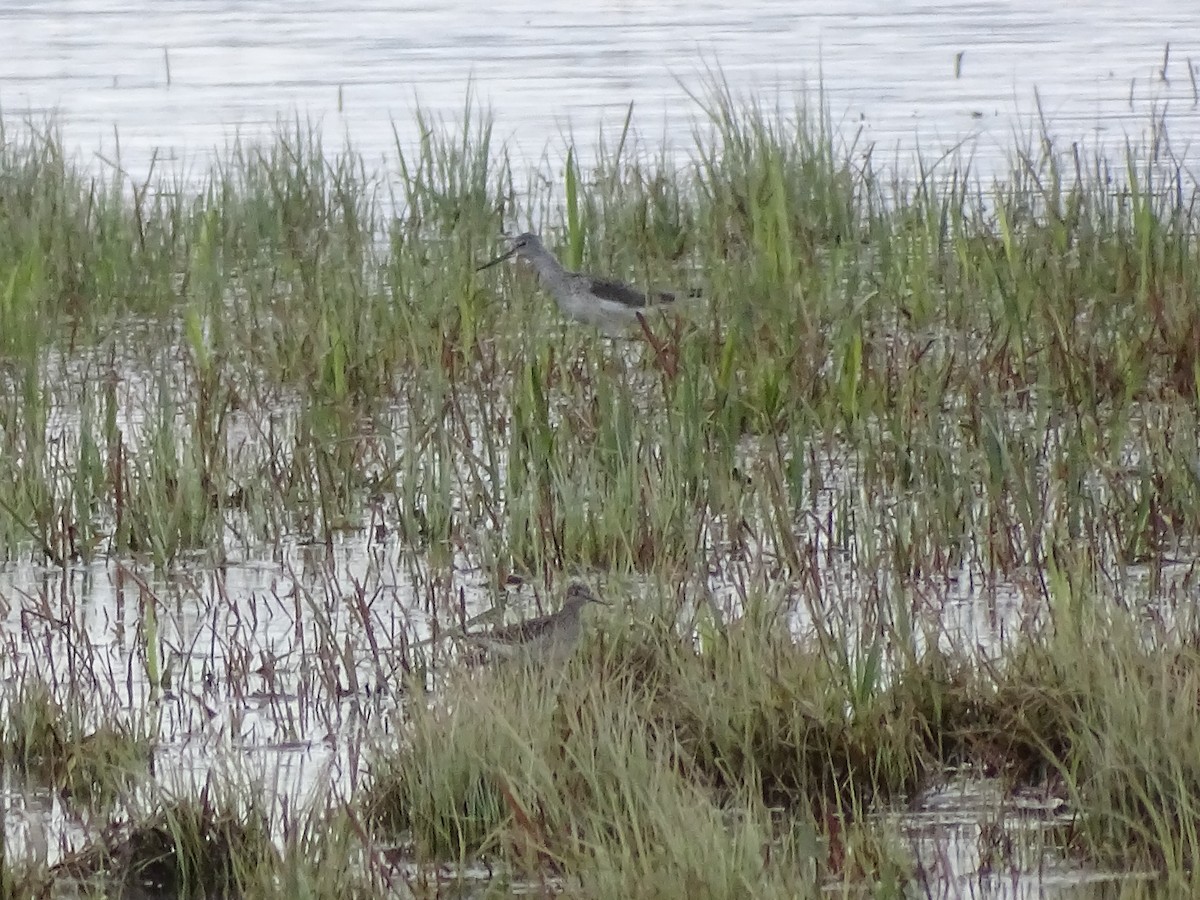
[2,3,1198,896]
[4,1,1200,179]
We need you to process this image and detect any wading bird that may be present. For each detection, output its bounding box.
[463,581,608,663]
[477,232,686,335]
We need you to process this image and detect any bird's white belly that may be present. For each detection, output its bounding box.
[558,293,641,333]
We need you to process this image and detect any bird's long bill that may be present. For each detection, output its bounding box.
[475,246,517,272]
[576,586,610,605]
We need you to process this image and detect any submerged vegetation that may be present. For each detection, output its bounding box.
[2,79,1200,895]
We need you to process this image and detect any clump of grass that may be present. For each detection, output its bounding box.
[0,863,53,900]
[1007,622,1200,874]
[53,790,274,898]
[2,679,149,805]
[364,605,922,892]
[879,606,1200,878]
[659,620,926,811]
[366,570,1200,888]
[0,120,176,352]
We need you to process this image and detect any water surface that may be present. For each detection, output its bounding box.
[4,2,1198,176]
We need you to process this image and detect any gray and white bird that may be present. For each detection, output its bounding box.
[477,232,684,335]
[463,581,608,663]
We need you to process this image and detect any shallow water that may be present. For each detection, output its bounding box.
[896,777,1158,899]
[2,343,1194,896]
[4,2,1199,178]
[0,449,1176,895]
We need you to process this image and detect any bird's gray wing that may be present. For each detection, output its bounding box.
[587,277,662,309]
[488,612,556,644]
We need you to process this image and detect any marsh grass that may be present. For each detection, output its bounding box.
[4,74,1200,894]
[1002,621,1200,875]
[50,789,271,898]
[365,609,931,892]
[362,580,1200,891]
[30,774,401,899]
[2,83,1199,578]
[2,678,149,806]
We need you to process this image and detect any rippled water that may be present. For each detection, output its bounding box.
[5,1,1199,176]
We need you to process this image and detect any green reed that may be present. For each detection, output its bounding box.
[4,77,1200,892]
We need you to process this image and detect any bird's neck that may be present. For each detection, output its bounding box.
[529,252,567,284]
